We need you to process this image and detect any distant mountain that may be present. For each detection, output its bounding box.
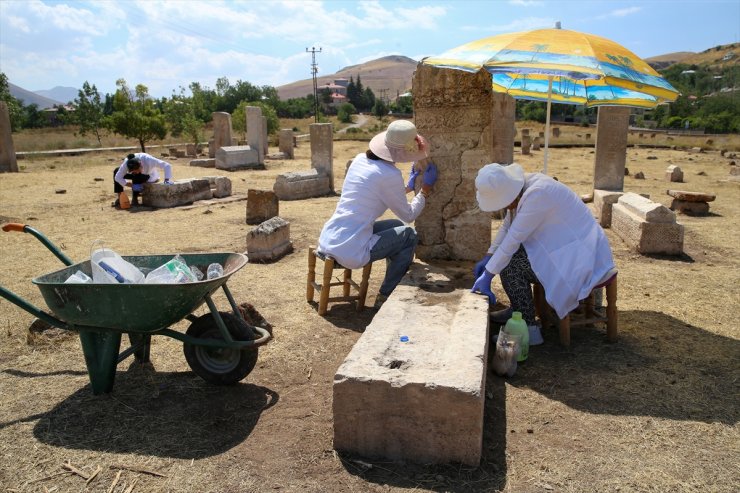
[646,42,739,70]
[35,86,79,105]
[277,55,418,101]
[8,82,63,109]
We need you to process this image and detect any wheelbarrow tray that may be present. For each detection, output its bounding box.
[32,253,247,333]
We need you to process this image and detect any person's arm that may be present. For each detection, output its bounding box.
[114,161,128,188]
[378,171,426,224]
[485,192,549,275]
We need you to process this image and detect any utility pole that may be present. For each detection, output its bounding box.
[306,46,322,123]
[378,88,389,104]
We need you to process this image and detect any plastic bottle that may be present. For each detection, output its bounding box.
[503,311,529,362]
[207,263,224,280]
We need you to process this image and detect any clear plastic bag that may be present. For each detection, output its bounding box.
[144,255,198,284]
[64,270,93,284]
[492,329,521,377]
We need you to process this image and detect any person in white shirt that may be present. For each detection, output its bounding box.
[471,163,616,345]
[113,153,173,206]
[317,120,439,306]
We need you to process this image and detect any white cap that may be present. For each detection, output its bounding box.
[475,163,525,212]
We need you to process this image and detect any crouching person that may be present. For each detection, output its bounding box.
[470,163,616,345]
[114,153,173,207]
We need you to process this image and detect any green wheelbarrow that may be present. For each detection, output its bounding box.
[0,223,272,395]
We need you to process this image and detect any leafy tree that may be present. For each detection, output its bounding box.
[320,87,333,105]
[106,79,166,152]
[275,96,313,118]
[363,87,376,111]
[0,72,24,131]
[337,102,356,123]
[390,95,413,114]
[372,99,388,118]
[21,103,47,129]
[232,100,279,139]
[72,81,105,145]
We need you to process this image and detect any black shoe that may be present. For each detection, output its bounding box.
[132,197,140,206]
[112,199,121,208]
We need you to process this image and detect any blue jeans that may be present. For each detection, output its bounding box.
[369,219,418,296]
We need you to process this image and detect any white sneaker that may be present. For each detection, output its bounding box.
[528,325,544,346]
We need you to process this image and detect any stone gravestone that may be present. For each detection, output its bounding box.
[246,216,293,262]
[412,64,493,261]
[667,189,715,215]
[246,106,265,165]
[490,92,516,165]
[247,189,279,225]
[552,127,560,138]
[665,165,683,182]
[532,136,541,151]
[204,176,232,198]
[611,192,684,255]
[215,146,262,170]
[521,135,531,155]
[279,129,294,159]
[593,106,630,191]
[0,102,19,173]
[211,112,234,158]
[310,123,334,192]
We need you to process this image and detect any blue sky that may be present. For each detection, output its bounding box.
[1,0,738,98]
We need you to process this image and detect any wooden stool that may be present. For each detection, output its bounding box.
[307,246,372,315]
[533,274,618,347]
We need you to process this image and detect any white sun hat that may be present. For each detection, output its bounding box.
[475,163,525,212]
[368,120,428,163]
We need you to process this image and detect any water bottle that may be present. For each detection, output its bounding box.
[503,311,529,362]
[207,263,224,280]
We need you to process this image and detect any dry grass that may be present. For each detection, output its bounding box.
[0,130,738,492]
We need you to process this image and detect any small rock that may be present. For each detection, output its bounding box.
[697,171,707,176]
[624,168,630,176]
[94,177,104,181]
[55,189,66,194]
[634,171,645,179]
[647,156,658,160]
[527,429,534,434]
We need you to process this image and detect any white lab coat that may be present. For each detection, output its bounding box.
[485,173,616,319]
[318,153,426,269]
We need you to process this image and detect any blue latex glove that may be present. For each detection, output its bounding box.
[131,183,144,192]
[473,255,492,278]
[422,162,438,187]
[406,163,420,189]
[164,179,172,185]
[471,269,497,304]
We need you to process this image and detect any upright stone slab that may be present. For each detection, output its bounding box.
[212,112,234,158]
[246,106,265,165]
[246,216,293,262]
[310,123,334,192]
[490,92,516,165]
[521,135,531,155]
[262,117,268,156]
[611,193,684,255]
[247,189,279,225]
[0,102,18,173]
[215,145,262,170]
[532,136,541,151]
[142,181,194,208]
[333,263,489,466]
[594,106,630,191]
[552,127,561,138]
[665,165,683,182]
[412,64,493,261]
[279,129,294,159]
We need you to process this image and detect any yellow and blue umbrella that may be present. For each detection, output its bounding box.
[422,27,680,172]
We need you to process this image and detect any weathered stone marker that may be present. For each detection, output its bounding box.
[612,192,684,255]
[667,189,715,215]
[310,123,334,192]
[246,106,265,165]
[593,106,630,191]
[247,189,279,225]
[0,102,18,173]
[665,165,684,182]
[211,112,234,158]
[246,216,293,262]
[215,145,262,170]
[278,129,294,159]
[333,263,489,466]
[412,64,494,261]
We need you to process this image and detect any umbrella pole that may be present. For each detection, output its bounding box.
[543,76,553,174]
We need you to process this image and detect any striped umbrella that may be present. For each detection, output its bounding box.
[422,27,679,172]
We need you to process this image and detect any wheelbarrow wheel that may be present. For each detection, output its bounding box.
[183,312,258,385]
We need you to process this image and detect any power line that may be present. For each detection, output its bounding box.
[306,47,322,123]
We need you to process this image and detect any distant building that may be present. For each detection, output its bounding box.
[318,80,349,106]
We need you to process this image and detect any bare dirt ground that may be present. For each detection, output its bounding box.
[0,139,738,493]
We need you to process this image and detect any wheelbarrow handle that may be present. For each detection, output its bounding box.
[2,223,74,266]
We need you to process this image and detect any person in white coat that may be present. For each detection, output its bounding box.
[317,120,438,306]
[471,163,616,344]
[113,153,173,206]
